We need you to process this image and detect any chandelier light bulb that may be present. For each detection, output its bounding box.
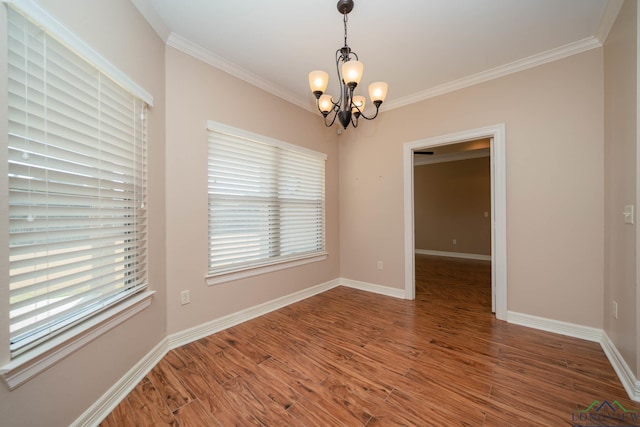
[368,81,389,103]
[308,70,329,95]
[341,60,364,87]
[319,94,333,113]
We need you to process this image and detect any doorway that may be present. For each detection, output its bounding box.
[402,124,507,320]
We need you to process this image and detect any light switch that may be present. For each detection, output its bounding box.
[624,205,634,224]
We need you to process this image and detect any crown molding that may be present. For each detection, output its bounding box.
[595,0,624,44]
[134,2,616,114]
[166,33,314,112]
[166,32,600,117]
[130,0,171,41]
[384,36,602,112]
[5,0,154,106]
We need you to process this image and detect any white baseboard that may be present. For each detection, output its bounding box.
[71,338,169,427]
[167,278,340,350]
[415,249,491,261]
[76,282,640,425]
[507,310,640,403]
[339,278,406,299]
[73,278,340,426]
[600,332,640,402]
[506,311,603,342]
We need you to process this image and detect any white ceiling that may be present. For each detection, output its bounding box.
[131,0,622,114]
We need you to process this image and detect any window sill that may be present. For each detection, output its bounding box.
[206,253,328,286]
[0,290,155,390]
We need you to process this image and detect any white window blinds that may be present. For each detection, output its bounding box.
[7,8,148,356]
[207,123,326,276]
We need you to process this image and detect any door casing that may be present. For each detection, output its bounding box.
[402,124,507,320]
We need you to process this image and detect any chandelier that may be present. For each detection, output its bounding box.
[308,0,388,129]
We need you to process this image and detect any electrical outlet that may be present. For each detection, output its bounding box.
[613,301,618,319]
[181,290,191,305]
[624,206,634,224]
[377,261,383,270]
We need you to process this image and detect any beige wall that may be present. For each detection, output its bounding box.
[2,1,638,424]
[414,157,491,255]
[0,1,167,426]
[164,47,339,335]
[604,0,639,378]
[340,49,605,327]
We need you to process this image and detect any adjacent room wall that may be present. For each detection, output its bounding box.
[339,48,604,328]
[603,0,639,379]
[164,47,339,335]
[414,157,491,256]
[0,1,167,426]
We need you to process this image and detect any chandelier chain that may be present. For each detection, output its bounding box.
[343,13,348,47]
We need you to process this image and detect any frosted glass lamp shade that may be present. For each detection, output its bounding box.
[352,95,366,113]
[318,94,333,113]
[308,70,329,94]
[368,81,388,103]
[341,60,364,86]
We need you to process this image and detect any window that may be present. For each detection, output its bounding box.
[207,122,326,283]
[7,7,149,357]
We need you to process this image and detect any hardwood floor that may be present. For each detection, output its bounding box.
[101,255,639,426]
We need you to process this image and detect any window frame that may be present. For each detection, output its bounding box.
[1,1,155,388]
[206,121,327,286]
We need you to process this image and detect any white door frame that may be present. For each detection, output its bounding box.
[402,124,507,320]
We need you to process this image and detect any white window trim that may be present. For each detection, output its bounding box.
[0,291,155,390]
[206,121,328,285]
[2,1,155,387]
[206,253,327,286]
[207,121,328,161]
[3,0,154,106]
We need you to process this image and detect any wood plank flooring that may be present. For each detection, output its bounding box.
[101,255,640,426]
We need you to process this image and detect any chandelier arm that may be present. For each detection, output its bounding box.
[314,98,341,114]
[316,98,340,127]
[323,108,339,127]
[353,102,382,121]
[334,49,346,107]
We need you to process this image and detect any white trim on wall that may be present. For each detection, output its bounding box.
[507,311,603,342]
[71,338,169,427]
[403,124,507,320]
[595,0,625,43]
[384,38,601,111]
[600,333,640,402]
[71,282,639,425]
[169,279,340,350]
[0,292,155,390]
[130,1,621,115]
[4,0,154,106]
[167,33,309,112]
[339,278,406,299]
[72,279,338,425]
[508,310,640,403]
